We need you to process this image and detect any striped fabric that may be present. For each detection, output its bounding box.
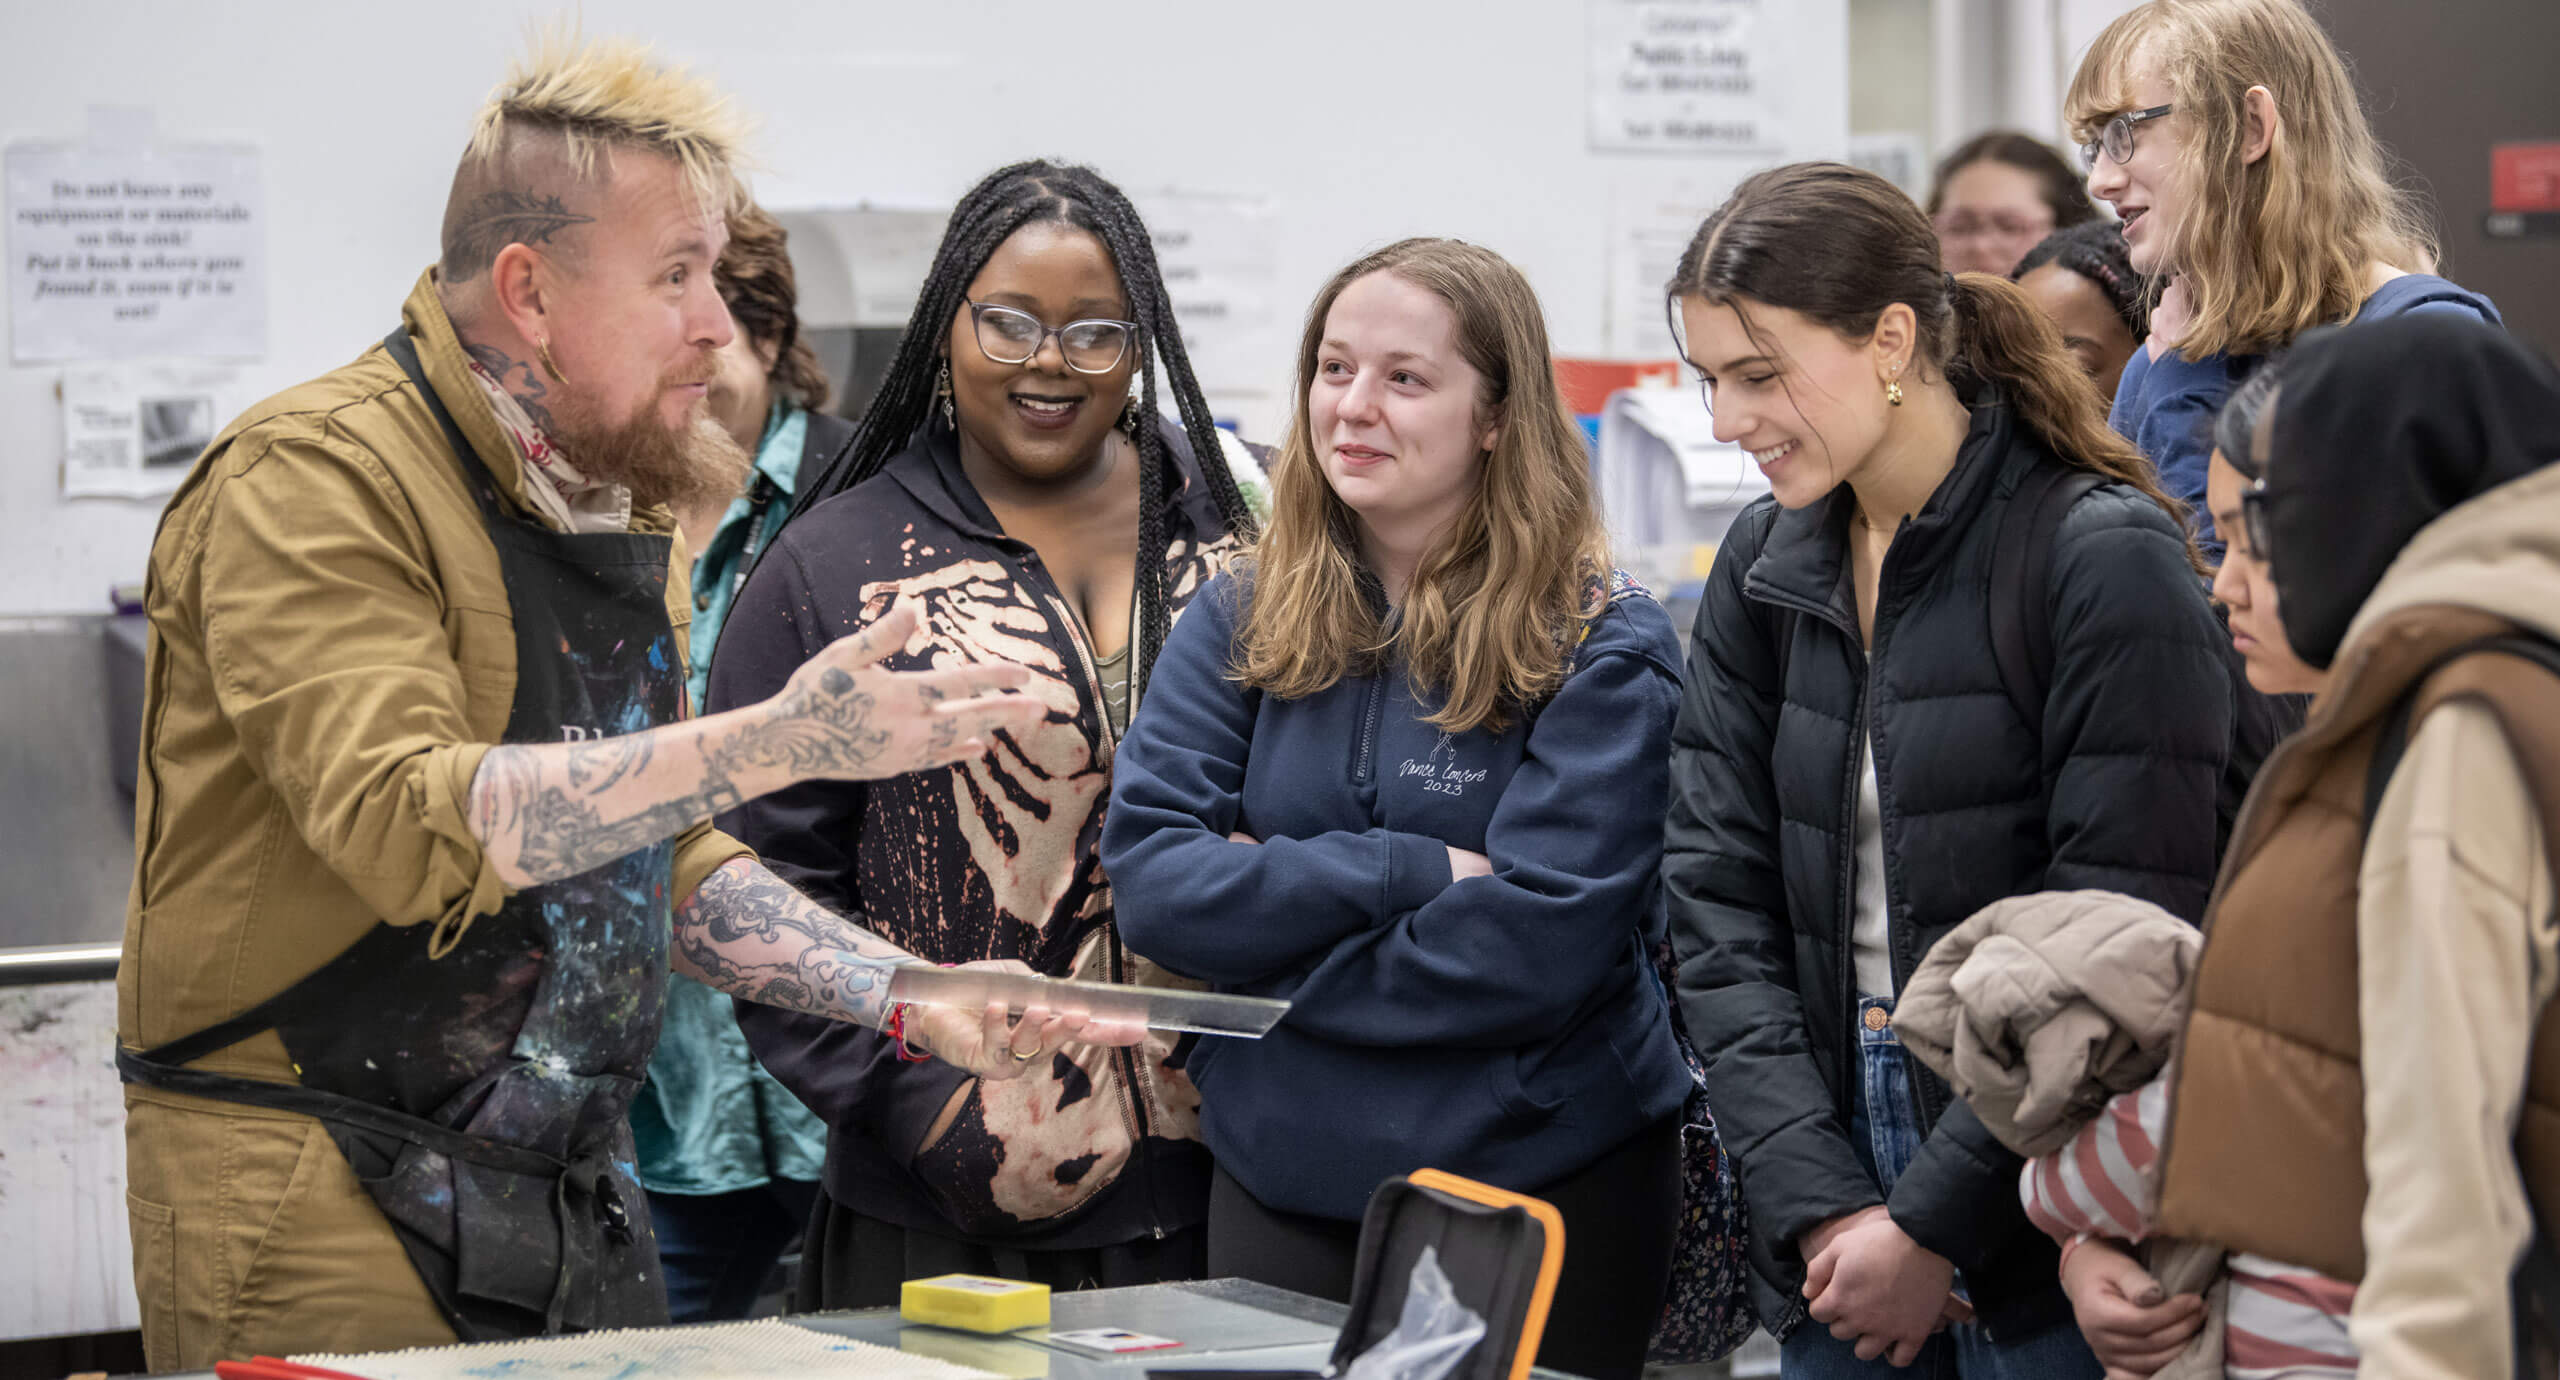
[2021,1080,2358,1376]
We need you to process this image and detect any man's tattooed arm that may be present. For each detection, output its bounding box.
[671,856,915,1028]
[464,605,1041,890]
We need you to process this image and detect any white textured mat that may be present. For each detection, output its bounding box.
[301,1318,1001,1380]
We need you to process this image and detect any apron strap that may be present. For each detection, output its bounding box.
[382,328,512,522]
[116,1047,566,1179]
[120,925,567,1180]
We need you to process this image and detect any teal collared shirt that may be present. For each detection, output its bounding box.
[635,400,827,1195]
[683,399,806,711]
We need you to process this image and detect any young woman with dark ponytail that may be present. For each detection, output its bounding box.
[1659,162,2234,1377]
[707,160,1261,1305]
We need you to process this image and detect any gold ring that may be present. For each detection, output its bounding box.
[1010,1048,1037,1062]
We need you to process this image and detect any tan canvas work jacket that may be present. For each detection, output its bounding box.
[2159,464,2560,1371]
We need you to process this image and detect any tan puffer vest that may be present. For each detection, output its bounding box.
[2157,605,2560,1280]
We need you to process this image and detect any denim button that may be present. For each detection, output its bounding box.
[1862,1006,1890,1032]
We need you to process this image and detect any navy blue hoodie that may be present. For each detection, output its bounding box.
[1101,572,1692,1221]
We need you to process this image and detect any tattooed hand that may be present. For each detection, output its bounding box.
[468,600,1044,890]
[756,602,1046,783]
[899,959,1150,1081]
[672,869,1145,1078]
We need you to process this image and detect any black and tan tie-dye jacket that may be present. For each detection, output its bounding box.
[713,416,1246,1245]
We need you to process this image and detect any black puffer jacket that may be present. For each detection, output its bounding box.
[1664,399,2233,1341]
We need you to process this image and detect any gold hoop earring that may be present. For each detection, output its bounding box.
[936,360,956,430]
[1885,379,1904,407]
[537,339,570,387]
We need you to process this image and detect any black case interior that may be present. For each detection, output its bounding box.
[1324,1175,1554,1380]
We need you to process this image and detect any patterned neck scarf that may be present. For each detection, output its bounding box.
[464,358,633,534]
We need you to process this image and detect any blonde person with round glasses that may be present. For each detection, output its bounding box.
[2066,0,2499,557]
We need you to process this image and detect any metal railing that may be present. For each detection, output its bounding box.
[0,941,120,987]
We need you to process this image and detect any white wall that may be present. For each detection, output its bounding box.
[1932,0,2142,162]
[0,0,1849,616]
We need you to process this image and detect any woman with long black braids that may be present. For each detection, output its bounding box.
[708,160,1262,1305]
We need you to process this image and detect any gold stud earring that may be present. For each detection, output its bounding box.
[1885,379,1904,407]
[537,339,570,387]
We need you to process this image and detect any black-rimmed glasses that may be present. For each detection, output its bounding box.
[965,300,1137,374]
[2239,475,2276,560]
[2082,104,2173,168]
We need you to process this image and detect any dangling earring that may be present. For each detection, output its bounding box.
[935,360,956,430]
[1885,378,1904,407]
[1119,351,1146,438]
[537,339,570,386]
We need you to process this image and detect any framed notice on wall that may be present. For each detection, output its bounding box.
[1588,0,1784,155]
[5,108,266,363]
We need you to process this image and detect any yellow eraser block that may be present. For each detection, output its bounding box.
[900,1273,1052,1333]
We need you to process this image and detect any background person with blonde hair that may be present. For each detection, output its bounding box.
[2067,0,2498,554]
[113,38,1128,1366]
[1101,238,1691,1380]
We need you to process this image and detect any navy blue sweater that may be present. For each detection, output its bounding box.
[2109,273,2502,554]
[1101,573,1692,1222]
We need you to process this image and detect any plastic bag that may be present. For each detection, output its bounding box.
[1339,1246,1489,1380]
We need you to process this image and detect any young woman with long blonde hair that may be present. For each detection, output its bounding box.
[2067,0,2498,552]
[1102,238,1691,1380]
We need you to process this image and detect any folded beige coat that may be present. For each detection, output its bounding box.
[1890,889,2200,1157]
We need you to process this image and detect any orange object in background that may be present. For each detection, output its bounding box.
[1553,358,1683,418]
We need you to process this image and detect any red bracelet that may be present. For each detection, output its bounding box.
[2057,1231,2097,1276]
[882,1002,931,1063]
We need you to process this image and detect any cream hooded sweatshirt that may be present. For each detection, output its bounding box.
[2342,461,2560,1378]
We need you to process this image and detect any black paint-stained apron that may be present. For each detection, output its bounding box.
[119,329,688,1340]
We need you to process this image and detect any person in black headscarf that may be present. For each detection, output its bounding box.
[2147,312,2560,1375]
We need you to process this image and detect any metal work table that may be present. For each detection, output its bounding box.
[163,1279,1588,1379]
[801,1278,1347,1377]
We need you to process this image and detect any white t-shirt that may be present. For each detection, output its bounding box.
[1852,732,1893,997]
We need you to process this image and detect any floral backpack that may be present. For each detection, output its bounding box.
[1643,937,1758,1364]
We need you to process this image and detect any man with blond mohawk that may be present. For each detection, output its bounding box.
[115,36,1134,1366]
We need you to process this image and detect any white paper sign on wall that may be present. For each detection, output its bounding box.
[1134,189,1284,407]
[6,108,267,363]
[1589,0,1783,155]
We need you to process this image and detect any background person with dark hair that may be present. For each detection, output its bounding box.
[714,160,1263,1308]
[629,196,856,1323]
[2010,220,2151,404]
[1926,131,2100,276]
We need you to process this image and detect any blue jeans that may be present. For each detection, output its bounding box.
[1781,996,2099,1380]
[648,1178,821,1322]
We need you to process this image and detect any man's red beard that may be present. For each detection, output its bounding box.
[548,363,750,515]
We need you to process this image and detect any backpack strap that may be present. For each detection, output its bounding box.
[1988,464,2106,735]
[2363,634,2560,836]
